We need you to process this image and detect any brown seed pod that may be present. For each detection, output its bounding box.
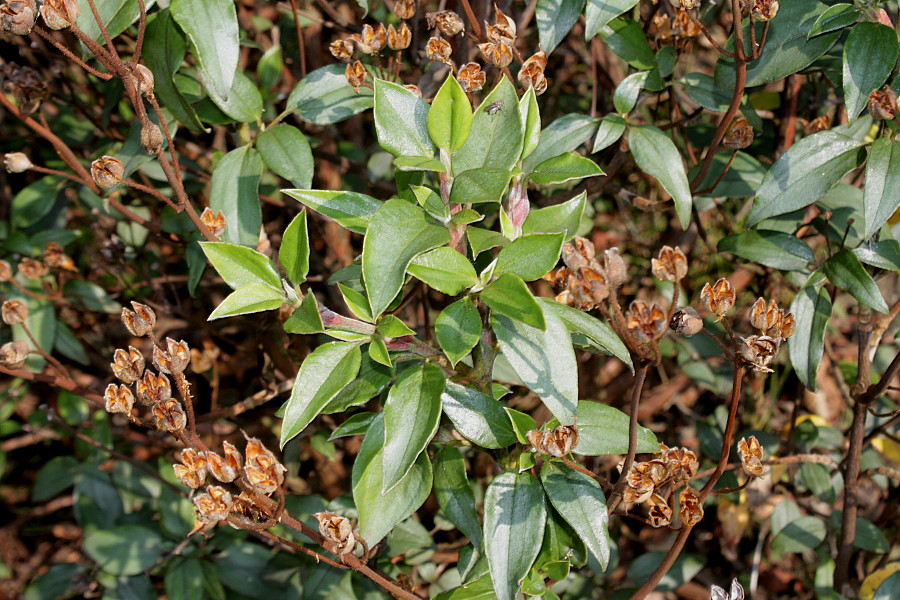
[670,306,703,337]
[104,383,135,415]
[651,245,688,282]
[111,346,146,384]
[2,300,28,325]
[135,370,172,405]
[679,487,704,526]
[626,301,668,344]
[0,340,29,369]
[152,399,187,432]
[1,0,37,35]
[91,156,125,188]
[737,436,764,476]
[152,338,190,375]
[700,278,735,320]
[121,301,157,337]
[40,0,79,30]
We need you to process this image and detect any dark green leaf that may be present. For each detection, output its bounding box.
[843,23,898,119]
[11,177,63,229]
[329,412,376,440]
[453,78,522,174]
[374,80,434,158]
[280,342,362,446]
[205,70,263,123]
[362,199,451,316]
[597,18,657,70]
[614,71,648,114]
[808,4,858,38]
[411,184,450,221]
[165,558,205,600]
[382,363,445,491]
[83,525,164,576]
[627,552,703,592]
[279,209,310,285]
[209,146,264,246]
[569,400,658,455]
[286,64,374,125]
[592,113,627,153]
[522,114,599,173]
[33,456,79,502]
[874,572,900,600]
[522,192,586,241]
[200,242,281,289]
[434,574,495,600]
[585,0,638,40]
[747,131,866,226]
[519,87,541,160]
[481,273,546,330]
[718,230,815,271]
[540,462,609,569]
[408,248,477,295]
[484,472,546,600]
[854,241,900,271]
[441,382,519,448]
[429,74,473,153]
[282,189,381,235]
[823,249,888,313]
[283,292,324,334]
[529,154,604,186]
[394,156,446,172]
[323,354,393,413]
[436,298,482,366]
[434,446,482,547]
[788,272,832,390]
[257,43,283,91]
[208,283,285,320]
[23,563,86,600]
[864,138,900,238]
[691,151,765,198]
[449,168,513,204]
[257,125,314,189]
[495,233,564,282]
[629,125,692,229]
[771,516,826,554]
[537,298,632,368]
[492,308,577,424]
[536,0,585,53]
[169,0,238,99]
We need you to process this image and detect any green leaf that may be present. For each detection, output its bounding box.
[567,400,658,455]
[141,10,204,132]
[64,280,120,314]
[382,363,445,492]
[362,199,451,317]
[436,298,482,366]
[530,153,605,186]
[370,334,394,367]
[691,150,766,198]
[481,273,546,330]
[874,572,900,600]
[434,574,495,600]
[519,87,541,160]
[33,456,79,502]
[628,125,692,229]
[209,146,264,246]
[353,413,433,545]
[483,472,547,600]
[449,168,513,204]
[338,283,373,322]
[169,0,238,100]
[597,18,657,70]
[521,192,586,241]
[522,114,599,174]
[411,184,450,221]
[376,315,415,338]
[492,308,577,424]
[165,558,205,600]
[408,247,478,295]
[627,552,704,592]
[257,125,314,189]
[494,233,564,282]
[257,43,283,91]
[788,272,832,390]
[200,242,281,289]
[864,138,900,238]
[208,282,285,320]
[283,292,324,334]
[822,250,888,313]
[453,78,523,175]
[537,298,632,368]
[429,74,473,153]
[329,412,376,440]
[854,241,900,271]
[468,227,509,256]
[279,209,310,286]
[204,69,263,123]
[718,230,815,271]
[83,525,164,576]
[394,156,447,172]
[680,72,762,130]
[282,189,381,235]
[614,71,649,114]
[280,342,362,446]
[592,113,627,153]
[374,80,434,158]
[323,355,393,413]
[808,4,858,38]
[747,131,866,226]
[843,23,898,119]
[286,64,374,125]
[11,177,63,229]
[434,446,482,547]
[771,516,826,554]
[540,462,609,569]
[585,0,638,40]
[441,382,519,449]
[536,0,585,54]
[76,0,157,47]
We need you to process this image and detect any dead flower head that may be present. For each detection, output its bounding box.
[357,24,386,53]
[0,340,29,369]
[0,260,11,282]
[526,424,579,458]
[700,278,735,320]
[0,0,37,36]
[243,433,286,495]
[662,445,698,483]
[329,39,354,61]
[679,487,704,526]
[43,242,75,271]
[478,41,513,68]
[152,399,187,432]
[393,0,415,20]
[518,51,549,94]
[737,436,764,477]
[669,0,700,9]
[200,207,226,237]
[723,117,753,149]
[314,512,357,555]
[1,63,47,114]
[749,298,795,340]
[345,61,367,92]
[426,36,453,64]
[484,4,515,43]
[739,335,780,373]
[751,0,778,22]
[647,493,673,528]
[651,246,688,282]
[174,448,208,489]
[207,441,243,483]
[121,301,157,337]
[2,300,27,325]
[388,23,411,51]
[18,257,48,279]
[805,115,831,135]
[153,338,190,375]
[111,346,145,384]
[670,306,703,337]
[4,152,32,173]
[603,248,628,288]
[457,62,486,93]
[91,156,124,188]
[868,87,897,120]
[626,301,668,344]
[40,0,79,30]
[710,579,745,600]
[194,485,233,523]
[104,383,135,415]
[427,10,464,36]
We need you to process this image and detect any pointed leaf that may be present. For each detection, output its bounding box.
[788,272,832,390]
[408,248,478,295]
[718,230,815,271]
[441,382,519,449]
[436,298,482,366]
[449,168,513,204]
[453,79,523,174]
[282,189,381,235]
[529,154,605,186]
[329,412,376,440]
[200,242,281,290]
[822,249,888,313]
[429,74,473,153]
[536,0,585,53]
[286,64,374,125]
[592,113,627,153]
[170,0,238,99]
[522,114,599,173]
[629,125,692,229]
[520,87,541,160]
[208,283,285,320]
[283,292,324,334]
[537,298,632,368]
[564,400,658,455]
[210,147,264,246]
[613,71,649,114]
[481,273,546,330]
[279,209,310,285]
[585,0,639,40]
[374,80,434,158]
[864,138,900,238]
[808,4,858,38]
[257,125,314,189]
[540,462,609,568]
[433,446,482,547]
[842,23,898,119]
[522,192,586,241]
[495,233,564,282]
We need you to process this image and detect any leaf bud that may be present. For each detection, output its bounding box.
[329,39,354,61]
[670,306,703,336]
[0,0,37,36]
[427,10,465,36]
[91,156,125,188]
[121,301,157,337]
[457,62,486,93]
[40,0,79,30]
[152,338,191,375]
[104,383,135,415]
[0,340,29,369]
[111,346,146,384]
[140,123,164,155]
[2,299,28,325]
[387,22,411,51]
[4,151,32,173]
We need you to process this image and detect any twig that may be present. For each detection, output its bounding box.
[608,362,649,514]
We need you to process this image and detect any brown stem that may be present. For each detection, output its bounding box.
[288,0,308,77]
[133,0,147,64]
[123,179,180,210]
[32,26,113,79]
[608,362,649,514]
[834,400,867,594]
[561,456,611,490]
[85,0,119,58]
[689,14,737,59]
[459,0,483,40]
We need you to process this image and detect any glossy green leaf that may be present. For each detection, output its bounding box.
[165,558,205,600]
[169,0,238,99]
[522,114,599,173]
[362,199,451,317]
[200,242,281,290]
[209,146,264,246]
[436,298,482,366]
[376,315,415,338]
[204,69,263,123]
[441,382,519,449]
[585,0,638,40]
[843,23,898,119]
[338,283,373,322]
[592,113,627,153]
[329,412,376,440]
[522,192,586,241]
[323,355,393,414]
[691,151,766,198]
[208,282,285,320]
[353,413,433,545]
[282,189,381,235]
[283,292,324,334]
[77,0,158,48]
[854,241,900,271]
[680,72,762,129]
[467,227,509,256]
[32,456,79,502]
[822,249,888,313]
[492,308,577,425]
[566,400,658,455]
[597,18,657,70]
[382,363,445,492]
[280,342,362,446]
[530,153,605,186]
[453,78,523,175]
[519,87,541,160]
[536,0,585,53]
[286,64,374,125]
[434,446,482,547]
[747,131,866,226]
[434,574,495,600]
[495,233,564,282]
[627,552,704,592]
[83,525,164,576]
[483,471,546,600]
[808,4,858,38]
[538,298,632,368]
[614,71,649,114]
[628,125,692,229]
[540,462,609,569]
[481,273,546,330]
[429,74,473,153]
[718,230,815,271]
[257,125,314,189]
[257,44,283,91]
[279,209,310,286]
[394,156,446,172]
[408,247,478,295]
[788,272,832,390]
[449,168,513,204]
[863,138,900,238]
[11,177,62,229]
[374,80,434,158]
[771,516,826,554]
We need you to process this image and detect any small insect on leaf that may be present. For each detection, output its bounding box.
[484,100,505,115]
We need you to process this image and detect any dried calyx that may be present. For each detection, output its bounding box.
[527,424,579,457]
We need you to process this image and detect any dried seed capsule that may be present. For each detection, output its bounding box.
[426,36,453,64]
[111,346,146,384]
[0,340,30,368]
[91,156,125,188]
[805,115,830,134]
[2,300,28,325]
[647,493,673,527]
[527,424,579,458]
[456,62,486,93]
[17,257,48,279]
[140,123,163,155]
[243,433,286,495]
[485,5,515,42]
[173,448,208,489]
[345,61,367,92]
[200,208,226,237]
[869,87,898,120]
[426,10,465,36]
[121,301,157,337]
[626,301,668,343]
[679,487,704,526]
[518,50,547,91]
[359,24,386,53]
[330,39,354,61]
[152,338,190,375]
[723,117,753,150]
[387,22,411,51]
[668,0,699,9]
[0,260,12,282]
[152,399,187,431]
[131,64,155,96]
[313,512,357,555]
[737,436,764,476]
[739,335,780,373]
[603,247,628,288]
[393,0,415,20]
[1,0,37,35]
[1,63,47,113]
[104,383,135,415]
[711,580,745,600]
[651,245,688,282]
[207,441,243,483]
[751,0,778,21]
[662,445,698,482]
[670,306,703,336]
[478,41,513,68]
[779,313,796,339]
[3,152,32,173]
[40,0,79,30]
[135,370,172,405]
[700,278,735,319]
[42,242,71,270]
[194,485,233,523]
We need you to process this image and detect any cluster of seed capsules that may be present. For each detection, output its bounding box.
[108,302,286,529]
